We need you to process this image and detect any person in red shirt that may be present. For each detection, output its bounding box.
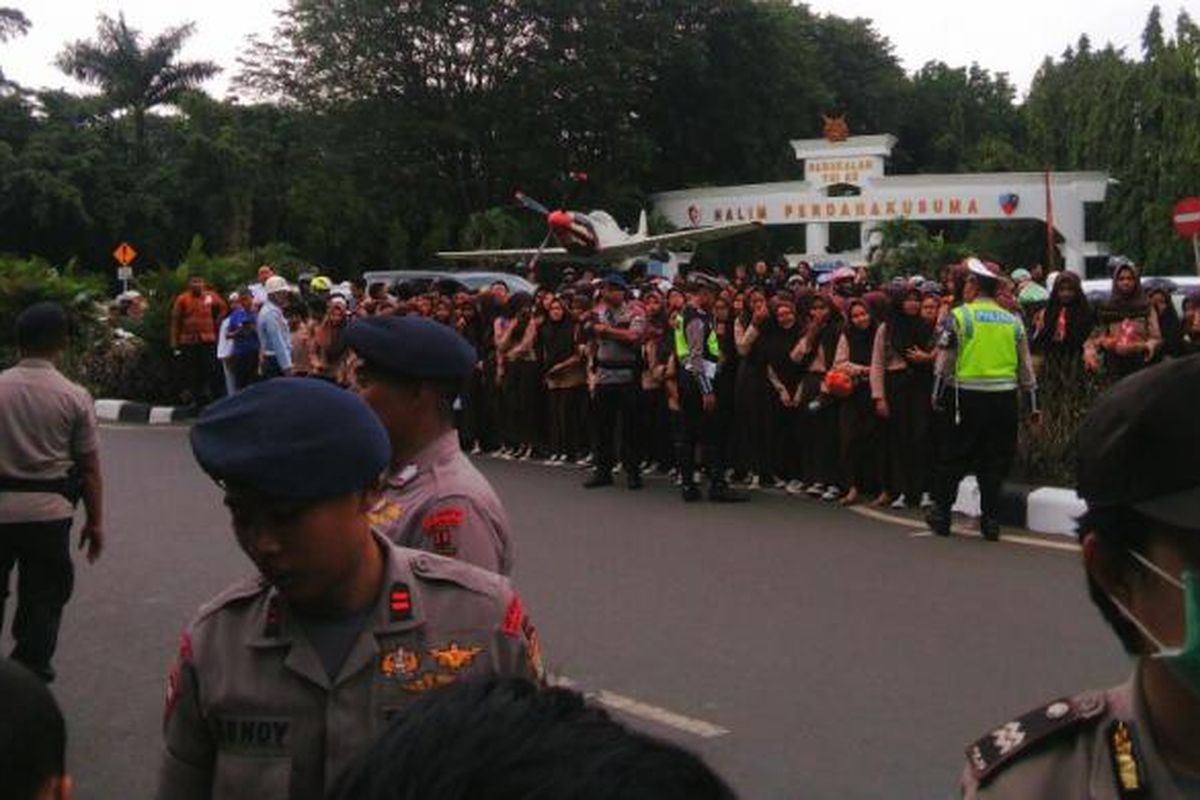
[169,275,228,408]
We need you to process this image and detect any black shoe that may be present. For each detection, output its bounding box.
[682,484,702,502]
[626,473,644,490]
[980,518,1001,541]
[582,472,613,489]
[709,484,749,503]
[925,507,951,537]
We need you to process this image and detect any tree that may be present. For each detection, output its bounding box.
[0,7,28,42]
[56,14,219,158]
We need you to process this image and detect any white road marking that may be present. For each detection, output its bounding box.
[848,506,1081,553]
[552,676,730,739]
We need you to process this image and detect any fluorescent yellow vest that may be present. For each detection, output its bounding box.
[673,311,721,362]
[952,299,1020,390]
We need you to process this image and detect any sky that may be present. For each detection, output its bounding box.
[0,0,1179,100]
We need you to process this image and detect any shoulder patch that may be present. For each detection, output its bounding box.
[195,574,270,623]
[967,694,1107,786]
[409,551,503,598]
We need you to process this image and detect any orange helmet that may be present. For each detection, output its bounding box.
[823,369,854,399]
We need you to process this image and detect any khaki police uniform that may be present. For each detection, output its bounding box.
[157,535,543,800]
[961,669,1190,799]
[369,430,512,575]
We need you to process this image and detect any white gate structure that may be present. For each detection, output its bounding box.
[652,134,1110,275]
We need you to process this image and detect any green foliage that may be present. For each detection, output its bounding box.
[867,218,968,280]
[0,256,105,353]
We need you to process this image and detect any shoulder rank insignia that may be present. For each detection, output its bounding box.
[429,643,483,671]
[967,694,1106,786]
[389,583,413,622]
[1108,720,1148,798]
[367,500,404,528]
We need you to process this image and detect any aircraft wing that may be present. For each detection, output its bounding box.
[598,221,763,260]
[436,247,572,263]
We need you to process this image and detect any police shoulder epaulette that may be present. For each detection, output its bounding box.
[967,692,1107,786]
[410,552,503,598]
[195,573,271,622]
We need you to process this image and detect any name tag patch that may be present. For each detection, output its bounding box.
[214,717,290,755]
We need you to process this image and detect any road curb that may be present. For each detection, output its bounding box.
[95,399,194,425]
[952,476,1083,538]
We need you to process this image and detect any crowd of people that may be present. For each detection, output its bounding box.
[169,255,1200,508]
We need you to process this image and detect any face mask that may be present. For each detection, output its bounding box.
[1107,551,1200,699]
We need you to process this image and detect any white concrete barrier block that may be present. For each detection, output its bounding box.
[1026,487,1087,537]
[149,406,174,425]
[94,399,124,421]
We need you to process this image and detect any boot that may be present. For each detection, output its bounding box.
[582,472,613,489]
[708,482,749,503]
[980,518,1001,542]
[681,484,702,503]
[925,506,951,537]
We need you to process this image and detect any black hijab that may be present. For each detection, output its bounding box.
[843,299,877,365]
[887,287,931,357]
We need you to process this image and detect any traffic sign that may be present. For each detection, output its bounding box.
[1174,197,1200,238]
[113,242,137,266]
[117,266,133,281]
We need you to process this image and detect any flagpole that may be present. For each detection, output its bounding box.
[1043,168,1057,271]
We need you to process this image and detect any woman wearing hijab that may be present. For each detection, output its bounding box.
[1183,291,1200,355]
[791,293,845,501]
[311,297,352,385]
[712,294,740,483]
[733,289,773,488]
[762,297,804,489]
[1032,272,1093,364]
[870,285,935,508]
[1146,281,1183,358]
[539,295,588,464]
[496,292,539,459]
[637,289,673,473]
[1083,260,1162,382]
[832,298,881,505]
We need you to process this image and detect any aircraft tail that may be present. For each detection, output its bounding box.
[636,209,648,239]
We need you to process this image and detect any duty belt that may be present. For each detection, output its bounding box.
[0,473,83,504]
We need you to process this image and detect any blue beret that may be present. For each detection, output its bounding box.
[190,378,390,499]
[344,315,476,381]
[601,273,628,289]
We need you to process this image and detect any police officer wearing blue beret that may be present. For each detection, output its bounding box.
[156,379,541,800]
[959,356,1200,798]
[344,315,514,576]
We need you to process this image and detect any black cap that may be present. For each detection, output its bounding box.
[344,315,476,382]
[15,302,68,350]
[190,378,390,500]
[1077,356,1200,529]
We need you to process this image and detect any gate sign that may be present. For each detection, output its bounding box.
[1174,197,1200,238]
[113,241,137,266]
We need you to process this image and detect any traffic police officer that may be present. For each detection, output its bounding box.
[927,259,1038,540]
[674,273,747,503]
[959,356,1200,799]
[0,302,104,683]
[156,379,541,800]
[344,315,513,575]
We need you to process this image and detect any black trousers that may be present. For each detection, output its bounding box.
[931,389,1018,521]
[591,383,640,475]
[548,386,588,459]
[675,374,726,488]
[231,350,259,391]
[0,519,74,682]
[181,343,219,404]
[883,369,933,499]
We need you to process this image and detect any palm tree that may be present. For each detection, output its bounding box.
[56,14,219,157]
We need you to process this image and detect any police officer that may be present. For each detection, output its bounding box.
[674,273,747,504]
[959,356,1200,798]
[0,302,104,683]
[927,259,1038,540]
[344,315,513,576]
[583,273,645,490]
[157,379,541,800]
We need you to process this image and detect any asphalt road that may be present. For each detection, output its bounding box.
[7,425,1129,799]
